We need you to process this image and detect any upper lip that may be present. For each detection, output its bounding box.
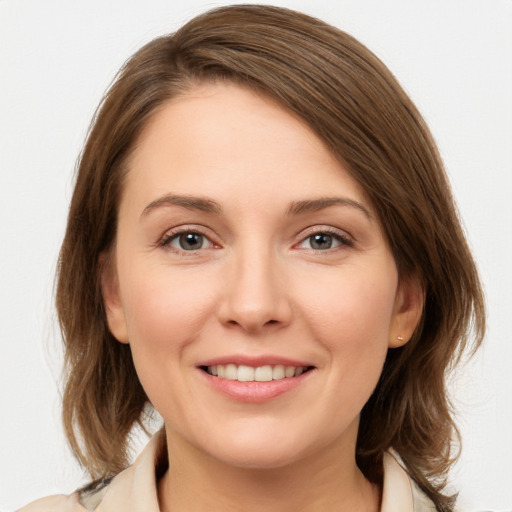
[197,355,314,368]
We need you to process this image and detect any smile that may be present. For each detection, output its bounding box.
[203,364,312,382]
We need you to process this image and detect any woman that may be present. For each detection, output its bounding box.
[20,5,484,511]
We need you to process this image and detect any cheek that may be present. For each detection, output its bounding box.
[297,263,397,364]
[118,263,218,360]
[117,264,220,417]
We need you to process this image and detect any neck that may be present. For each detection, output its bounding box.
[157,424,381,512]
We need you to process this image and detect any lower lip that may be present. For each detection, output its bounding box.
[199,369,313,403]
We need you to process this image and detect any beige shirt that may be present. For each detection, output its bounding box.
[19,433,436,512]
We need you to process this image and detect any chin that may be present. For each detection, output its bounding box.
[213,445,306,470]
[201,427,324,470]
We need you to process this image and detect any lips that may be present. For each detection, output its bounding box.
[197,356,315,402]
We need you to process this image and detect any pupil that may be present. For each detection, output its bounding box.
[311,233,332,250]
[180,233,203,250]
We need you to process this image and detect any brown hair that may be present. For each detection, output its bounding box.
[57,5,485,510]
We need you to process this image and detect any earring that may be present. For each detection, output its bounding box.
[397,336,404,342]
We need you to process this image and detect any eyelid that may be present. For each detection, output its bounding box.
[157,224,354,253]
[158,225,220,252]
[294,226,355,250]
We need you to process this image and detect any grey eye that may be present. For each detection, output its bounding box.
[171,232,208,251]
[307,233,336,250]
[311,233,331,250]
[297,231,350,251]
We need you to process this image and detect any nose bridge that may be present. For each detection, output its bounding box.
[220,238,290,332]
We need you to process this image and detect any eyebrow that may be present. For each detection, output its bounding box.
[141,194,372,220]
[141,194,223,218]
[287,197,373,220]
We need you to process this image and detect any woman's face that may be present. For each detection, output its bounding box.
[104,83,421,469]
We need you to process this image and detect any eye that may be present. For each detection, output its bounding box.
[297,230,353,251]
[162,231,214,251]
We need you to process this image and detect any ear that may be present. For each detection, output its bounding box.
[99,252,129,344]
[388,276,424,348]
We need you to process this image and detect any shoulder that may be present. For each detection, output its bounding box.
[17,431,165,512]
[16,479,109,512]
[17,493,87,512]
[382,452,437,512]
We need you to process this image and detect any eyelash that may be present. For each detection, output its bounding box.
[295,227,354,251]
[158,227,216,253]
[158,226,354,254]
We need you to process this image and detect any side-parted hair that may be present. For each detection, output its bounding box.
[56,5,485,511]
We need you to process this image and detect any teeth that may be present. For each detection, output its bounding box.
[285,366,295,378]
[254,365,273,382]
[237,365,255,382]
[206,364,309,382]
[225,364,237,380]
[272,365,285,380]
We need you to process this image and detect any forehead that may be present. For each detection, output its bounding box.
[122,83,371,214]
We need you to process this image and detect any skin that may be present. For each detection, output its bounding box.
[102,83,423,511]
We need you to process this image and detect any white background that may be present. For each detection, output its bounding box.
[1,0,511,510]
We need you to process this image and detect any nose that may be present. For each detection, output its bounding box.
[218,247,292,334]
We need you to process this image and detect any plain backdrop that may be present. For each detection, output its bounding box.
[1,0,511,510]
